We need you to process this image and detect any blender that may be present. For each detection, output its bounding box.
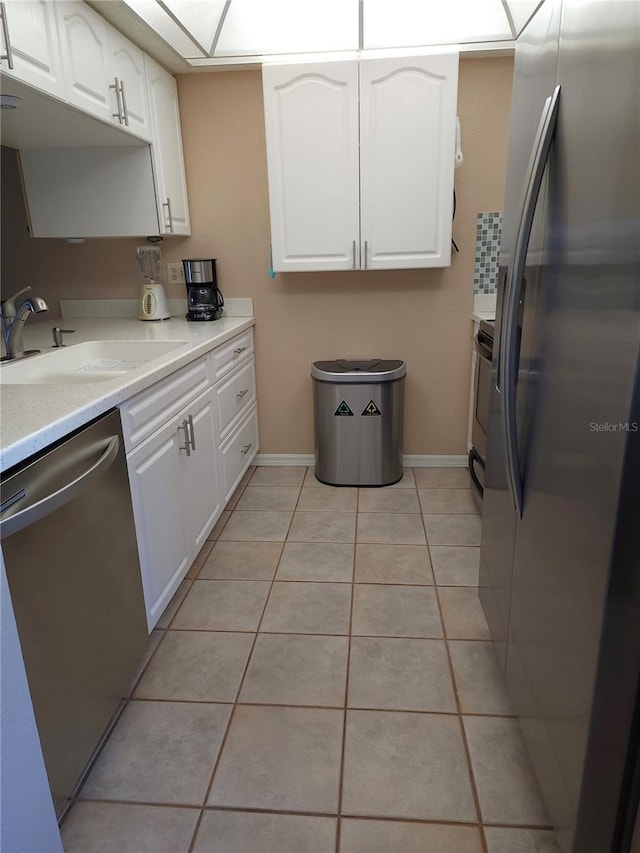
[136,246,170,321]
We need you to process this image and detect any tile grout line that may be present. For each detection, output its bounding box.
[185,469,279,852]
[424,503,489,853]
[188,477,303,852]
[73,795,554,831]
[336,483,360,853]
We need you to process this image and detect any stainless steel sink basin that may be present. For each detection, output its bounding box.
[0,340,190,384]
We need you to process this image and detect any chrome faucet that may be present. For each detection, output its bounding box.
[1,286,48,359]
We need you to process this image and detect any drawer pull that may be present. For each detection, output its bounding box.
[178,420,191,456]
[241,443,252,455]
[186,414,196,451]
[234,346,247,356]
[236,388,249,399]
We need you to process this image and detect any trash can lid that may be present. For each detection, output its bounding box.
[311,359,406,383]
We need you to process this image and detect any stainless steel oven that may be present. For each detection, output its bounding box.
[469,318,494,506]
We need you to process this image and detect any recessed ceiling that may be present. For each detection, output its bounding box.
[90,0,545,71]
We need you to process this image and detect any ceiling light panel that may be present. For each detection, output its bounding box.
[161,0,227,54]
[215,0,359,56]
[502,0,545,37]
[364,0,513,48]
[123,0,207,57]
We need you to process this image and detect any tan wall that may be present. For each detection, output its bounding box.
[1,56,513,455]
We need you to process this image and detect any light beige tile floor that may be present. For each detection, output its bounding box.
[63,466,559,853]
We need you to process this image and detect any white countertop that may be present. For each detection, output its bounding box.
[0,316,254,471]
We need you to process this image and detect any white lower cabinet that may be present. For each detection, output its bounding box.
[220,402,259,503]
[126,416,191,631]
[126,385,221,630]
[185,390,221,553]
[122,331,258,630]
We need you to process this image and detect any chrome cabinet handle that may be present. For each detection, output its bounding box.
[234,346,247,357]
[0,436,119,539]
[110,77,123,122]
[0,3,14,70]
[364,240,368,270]
[500,84,560,519]
[352,240,356,269]
[187,413,196,451]
[236,388,249,400]
[119,79,129,126]
[178,420,191,456]
[162,197,174,233]
[241,443,252,455]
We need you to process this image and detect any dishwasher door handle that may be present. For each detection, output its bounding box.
[0,435,120,539]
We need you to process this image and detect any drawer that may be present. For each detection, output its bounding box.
[212,329,254,380]
[220,402,259,502]
[121,355,211,452]
[215,357,256,439]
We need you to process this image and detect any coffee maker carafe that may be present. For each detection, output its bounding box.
[183,259,224,321]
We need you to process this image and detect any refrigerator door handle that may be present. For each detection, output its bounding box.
[501,85,561,518]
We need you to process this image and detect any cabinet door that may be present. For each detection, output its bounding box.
[1,0,64,98]
[220,402,259,503]
[146,53,191,235]
[126,422,190,631]
[263,61,360,272]
[106,24,151,141]
[182,389,222,552]
[56,1,112,123]
[360,53,459,270]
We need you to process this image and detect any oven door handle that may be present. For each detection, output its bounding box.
[468,447,485,499]
[474,335,493,362]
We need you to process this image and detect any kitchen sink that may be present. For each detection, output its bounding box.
[0,340,190,385]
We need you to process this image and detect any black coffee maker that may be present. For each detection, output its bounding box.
[183,259,224,321]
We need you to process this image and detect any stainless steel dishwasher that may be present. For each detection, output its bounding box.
[0,409,148,820]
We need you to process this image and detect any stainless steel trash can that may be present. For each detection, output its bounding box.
[312,358,406,486]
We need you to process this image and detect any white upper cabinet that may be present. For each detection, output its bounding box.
[263,52,459,272]
[262,61,360,272]
[0,0,64,98]
[56,1,111,122]
[106,26,152,142]
[360,54,459,269]
[55,1,151,141]
[145,53,191,235]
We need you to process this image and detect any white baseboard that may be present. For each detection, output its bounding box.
[402,455,468,468]
[254,454,315,467]
[254,453,468,468]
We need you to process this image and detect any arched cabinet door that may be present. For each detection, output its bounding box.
[359,54,459,270]
[262,61,360,272]
[0,0,64,98]
[56,1,111,122]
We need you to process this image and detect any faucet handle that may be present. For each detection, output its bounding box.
[52,327,75,348]
[1,286,31,318]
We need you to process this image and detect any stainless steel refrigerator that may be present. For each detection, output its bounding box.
[479,1,640,851]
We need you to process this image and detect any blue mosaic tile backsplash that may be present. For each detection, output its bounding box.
[474,211,502,294]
